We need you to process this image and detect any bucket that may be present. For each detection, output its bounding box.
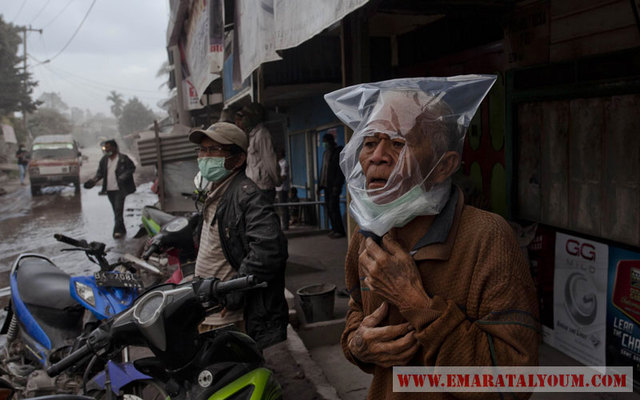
[296,283,336,323]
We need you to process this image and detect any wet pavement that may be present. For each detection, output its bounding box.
[0,146,157,303]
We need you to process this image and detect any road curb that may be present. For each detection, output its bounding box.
[285,325,341,400]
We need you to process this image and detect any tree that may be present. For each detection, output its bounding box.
[28,108,73,137]
[118,97,155,136]
[0,16,39,116]
[107,90,124,119]
[38,92,68,112]
[156,60,173,89]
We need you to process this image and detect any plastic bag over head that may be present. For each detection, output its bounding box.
[324,75,496,236]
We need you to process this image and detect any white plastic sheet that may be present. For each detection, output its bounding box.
[234,0,281,84]
[185,0,222,101]
[274,0,369,50]
[324,75,496,235]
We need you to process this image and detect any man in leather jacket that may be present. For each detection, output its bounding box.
[84,139,136,238]
[189,122,288,349]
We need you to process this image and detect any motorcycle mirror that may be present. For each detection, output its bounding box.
[193,172,209,192]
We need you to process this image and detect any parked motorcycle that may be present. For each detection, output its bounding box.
[137,173,207,284]
[47,275,282,399]
[139,208,200,284]
[0,234,159,398]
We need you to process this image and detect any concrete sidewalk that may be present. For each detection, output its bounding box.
[283,231,640,400]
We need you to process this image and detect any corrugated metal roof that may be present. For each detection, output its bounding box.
[137,133,197,166]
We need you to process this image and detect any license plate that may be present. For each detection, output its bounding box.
[94,271,142,288]
[39,166,65,174]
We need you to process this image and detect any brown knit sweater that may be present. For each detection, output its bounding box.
[341,189,540,399]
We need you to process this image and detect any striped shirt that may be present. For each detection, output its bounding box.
[195,171,243,326]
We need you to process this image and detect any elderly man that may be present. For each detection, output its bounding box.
[189,122,288,349]
[325,76,539,399]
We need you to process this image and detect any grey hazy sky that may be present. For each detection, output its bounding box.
[0,0,170,116]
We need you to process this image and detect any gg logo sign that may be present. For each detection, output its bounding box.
[565,239,596,261]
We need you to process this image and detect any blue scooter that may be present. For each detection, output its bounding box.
[0,234,160,399]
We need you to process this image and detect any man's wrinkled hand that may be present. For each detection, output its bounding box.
[348,302,420,368]
[359,235,429,310]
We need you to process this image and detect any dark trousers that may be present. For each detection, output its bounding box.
[277,190,289,230]
[107,190,127,234]
[325,187,345,235]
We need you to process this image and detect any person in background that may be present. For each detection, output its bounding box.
[325,77,539,399]
[288,187,300,226]
[318,133,346,238]
[84,140,136,239]
[235,103,280,203]
[15,144,30,185]
[275,148,289,230]
[188,121,289,349]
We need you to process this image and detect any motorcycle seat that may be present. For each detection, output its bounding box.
[15,256,77,310]
[143,206,175,228]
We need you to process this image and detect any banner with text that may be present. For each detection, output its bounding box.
[607,245,640,390]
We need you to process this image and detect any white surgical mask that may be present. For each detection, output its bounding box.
[349,154,448,236]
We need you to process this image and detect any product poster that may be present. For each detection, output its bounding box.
[607,246,640,390]
[553,232,608,365]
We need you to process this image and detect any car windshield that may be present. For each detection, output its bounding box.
[31,147,77,160]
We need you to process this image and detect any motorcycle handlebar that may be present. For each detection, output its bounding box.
[212,275,265,297]
[141,243,160,260]
[54,234,88,248]
[47,343,91,377]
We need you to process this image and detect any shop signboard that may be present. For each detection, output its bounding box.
[607,246,640,390]
[553,232,608,365]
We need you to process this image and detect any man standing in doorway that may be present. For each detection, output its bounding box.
[84,140,136,238]
[276,148,289,230]
[235,103,280,203]
[318,133,346,238]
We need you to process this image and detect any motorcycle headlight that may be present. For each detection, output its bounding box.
[74,281,96,307]
[165,217,189,233]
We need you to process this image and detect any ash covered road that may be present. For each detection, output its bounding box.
[0,146,157,300]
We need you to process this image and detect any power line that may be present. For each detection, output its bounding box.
[11,0,28,23]
[28,0,51,25]
[43,0,75,28]
[47,0,96,62]
[38,62,111,106]
[27,53,165,94]
[36,61,166,105]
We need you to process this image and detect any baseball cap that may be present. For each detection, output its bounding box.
[188,122,248,152]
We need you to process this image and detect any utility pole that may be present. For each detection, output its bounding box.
[21,26,43,136]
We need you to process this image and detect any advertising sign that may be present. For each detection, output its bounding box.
[183,79,204,111]
[607,246,640,390]
[553,233,608,365]
[1,124,17,144]
[186,0,221,100]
